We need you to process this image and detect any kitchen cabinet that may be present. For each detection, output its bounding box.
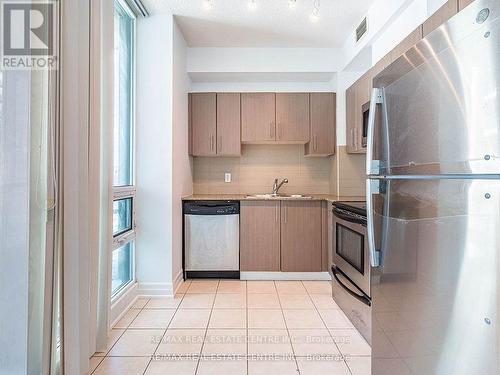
[241,93,276,143]
[389,25,423,63]
[275,93,310,143]
[188,94,193,155]
[280,201,322,272]
[216,93,241,156]
[321,201,329,272]
[346,84,357,154]
[305,93,336,156]
[191,93,217,156]
[423,0,458,37]
[459,0,474,10]
[346,72,370,154]
[240,201,281,271]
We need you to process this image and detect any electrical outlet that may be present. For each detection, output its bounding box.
[224,173,231,183]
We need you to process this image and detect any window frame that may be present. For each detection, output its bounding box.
[111,0,137,302]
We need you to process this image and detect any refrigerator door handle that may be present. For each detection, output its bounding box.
[366,179,381,267]
[331,266,371,307]
[366,88,383,176]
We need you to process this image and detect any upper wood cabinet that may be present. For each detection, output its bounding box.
[216,93,241,156]
[280,201,322,272]
[240,201,281,272]
[389,25,423,63]
[346,84,357,154]
[459,0,474,10]
[241,93,276,143]
[423,0,458,37]
[191,93,217,156]
[305,93,336,156]
[346,72,370,154]
[275,93,310,143]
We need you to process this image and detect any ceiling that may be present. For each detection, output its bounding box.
[142,0,376,48]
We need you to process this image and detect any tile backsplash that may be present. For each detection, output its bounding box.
[193,145,332,195]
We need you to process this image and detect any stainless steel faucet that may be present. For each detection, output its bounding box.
[272,178,288,196]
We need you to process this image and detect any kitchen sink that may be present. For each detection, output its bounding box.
[245,194,313,199]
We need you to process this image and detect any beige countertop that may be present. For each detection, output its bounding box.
[182,194,365,203]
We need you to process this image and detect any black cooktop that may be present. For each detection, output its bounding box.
[333,201,367,216]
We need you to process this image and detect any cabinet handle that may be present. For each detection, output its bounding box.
[284,205,287,223]
[209,134,213,150]
[351,129,355,148]
[217,135,222,152]
[275,204,278,223]
[277,123,282,140]
[314,135,317,151]
[270,121,276,139]
[354,128,358,150]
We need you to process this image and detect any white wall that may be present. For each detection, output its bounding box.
[172,20,192,290]
[136,14,174,295]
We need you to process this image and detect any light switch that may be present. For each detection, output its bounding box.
[224,172,231,183]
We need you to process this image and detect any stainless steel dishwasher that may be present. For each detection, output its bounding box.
[183,201,240,279]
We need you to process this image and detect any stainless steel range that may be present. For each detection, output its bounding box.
[331,201,371,343]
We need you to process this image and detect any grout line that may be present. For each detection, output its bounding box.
[194,279,220,375]
[301,281,354,375]
[273,280,300,374]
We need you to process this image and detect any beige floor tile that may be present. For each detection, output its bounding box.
[289,329,341,356]
[330,329,371,356]
[155,329,205,356]
[146,295,183,309]
[247,359,298,375]
[302,281,332,294]
[87,356,104,373]
[145,358,198,375]
[197,358,247,375]
[176,281,192,294]
[169,309,211,329]
[217,280,247,294]
[309,294,340,309]
[345,356,371,375]
[278,294,314,309]
[187,280,219,294]
[108,329,164,356]
[94,329,125,356]
[114,309,141,329]
[247,293,280,309]
[275,281,307,295]
[93,357,150,375]
[214,293,246,309]
[202,329,247,355]
[129,309,175,329]
[318,310,355,329]
[296,357,351,375]
[248,329,292,356]
[131,297,150,309]
[282,309,325,329]
[246,281,276,294]
[179,293,215,309]
[209,309,246,329]
[248,309,286,329]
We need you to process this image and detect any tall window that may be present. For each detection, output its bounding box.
[112,0,136,299]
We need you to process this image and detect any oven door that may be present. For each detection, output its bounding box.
[332,216,370,296]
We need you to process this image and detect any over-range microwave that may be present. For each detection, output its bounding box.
[361,101,370,148]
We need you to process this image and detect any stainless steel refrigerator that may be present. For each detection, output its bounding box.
[366,1,500,374]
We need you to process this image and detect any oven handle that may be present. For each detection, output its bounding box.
[333,208,366,226]
[331,265,371,307]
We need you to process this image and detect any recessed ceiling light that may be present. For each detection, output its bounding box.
[248,0,257,11]
[288,0,297,9]
[203,0,213,10]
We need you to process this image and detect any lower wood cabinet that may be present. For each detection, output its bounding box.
[280,201,322,272]
[240,200,323,272]
[240,201,281,271]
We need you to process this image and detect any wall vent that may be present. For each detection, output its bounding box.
[356,17,368,43]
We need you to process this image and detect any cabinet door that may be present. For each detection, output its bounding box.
[423,0,458,37]
[346,85,357,153]
[216,93,241,156]
[306,93,336,156]
[241,93,276,143]
[188,93,193,155]
[389,25,423,64]
[276,93,310,143]
[280,201,322,272]
[191,93,217,156]
[240,201,281,271]
[459,0,474,10]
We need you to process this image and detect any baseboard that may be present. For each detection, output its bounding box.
[240,272,332,281]
[110,282,138,328]
[137,281,174,297]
